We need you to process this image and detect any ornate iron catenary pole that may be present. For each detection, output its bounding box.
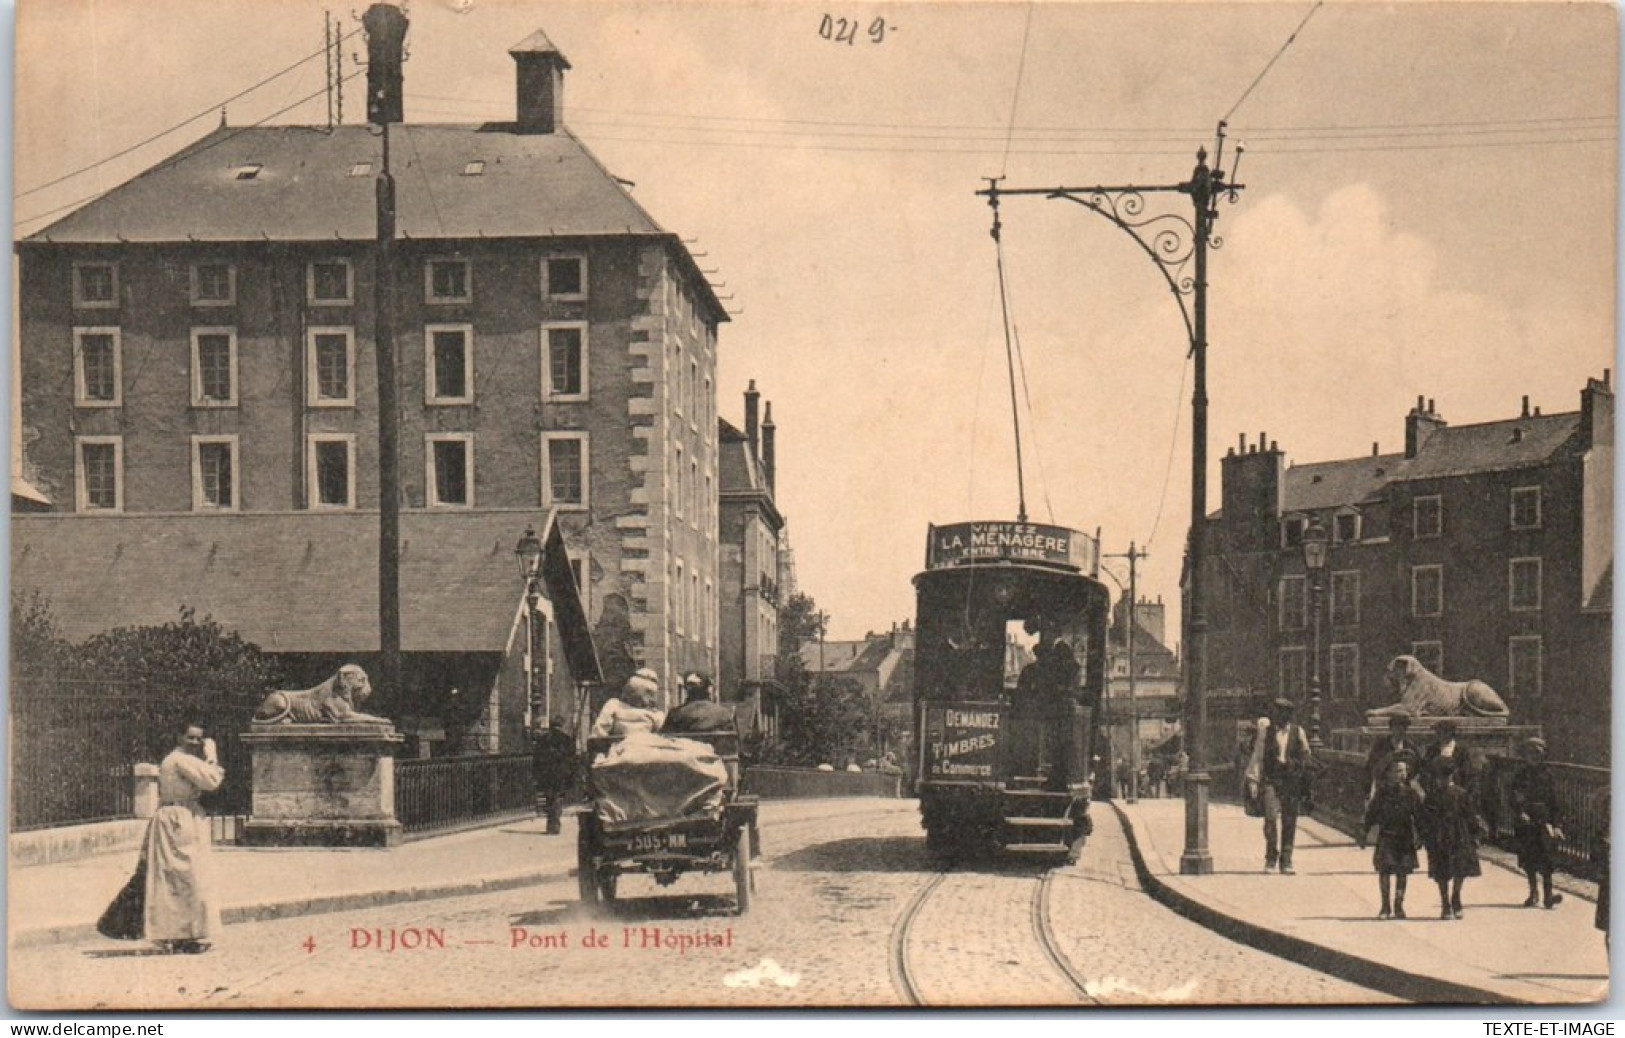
[976,125,1244,875]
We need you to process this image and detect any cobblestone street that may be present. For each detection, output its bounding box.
[10,800,1395,1010]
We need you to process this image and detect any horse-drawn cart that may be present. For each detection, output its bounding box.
[576,731,759,913]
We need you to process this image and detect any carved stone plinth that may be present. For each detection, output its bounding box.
[1329,722,1545,760]
[240,723,406,847]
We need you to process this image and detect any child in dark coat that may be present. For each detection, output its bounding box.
[1510,736,1564,909]
[1426,762,1487,919]
[1362,758,1423,919]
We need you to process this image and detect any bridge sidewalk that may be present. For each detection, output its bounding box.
[8,814,578,950]
[1113,797,1610,1005]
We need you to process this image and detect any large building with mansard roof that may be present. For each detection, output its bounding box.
[12,19,725,753]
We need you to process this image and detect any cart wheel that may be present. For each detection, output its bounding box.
[577,824,599,906]
[733,824,753,914]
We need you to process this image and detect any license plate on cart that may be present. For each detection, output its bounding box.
[607,830,694,853]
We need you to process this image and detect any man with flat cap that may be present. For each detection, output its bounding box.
[1244,696,1318,874]
[663,672,737,735]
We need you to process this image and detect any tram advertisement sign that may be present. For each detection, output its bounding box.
[927,521,1095,572]
[922,704,1002,779]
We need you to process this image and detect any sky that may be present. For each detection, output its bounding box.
[10,0,1618,643]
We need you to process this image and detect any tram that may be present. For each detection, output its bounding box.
[912,519,1110,859]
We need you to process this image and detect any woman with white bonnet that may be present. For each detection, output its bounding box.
[591,667,666,737]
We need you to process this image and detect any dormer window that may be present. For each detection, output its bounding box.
[1280,515,1306,549]
[462,161,485,177]
[233,164,263,181]
[1333,511,1360,544]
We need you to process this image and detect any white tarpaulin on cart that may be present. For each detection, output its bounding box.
[591,732,729,831]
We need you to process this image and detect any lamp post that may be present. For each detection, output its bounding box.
[979,125,1244,875]
[515,528,545,730]
[1301,519,1328,748]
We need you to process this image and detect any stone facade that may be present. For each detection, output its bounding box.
[12,24,724,746]
[718,383,783,718]
[1197,376,1612,766]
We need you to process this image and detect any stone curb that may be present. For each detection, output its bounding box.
[1108,802,1527,1007]
[9,868,559,950]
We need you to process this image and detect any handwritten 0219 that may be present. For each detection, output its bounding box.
[819,14,892,45]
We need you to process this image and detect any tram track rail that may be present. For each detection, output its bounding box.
[889,864,1101,1007]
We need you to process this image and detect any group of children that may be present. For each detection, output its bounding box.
[1361,720,1562,922]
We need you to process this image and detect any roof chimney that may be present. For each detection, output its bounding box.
[744,380,760,465]
[509,29,571,134]
[363,4,409,125]
[1521,395,1531,418]
[1405,395,1447,459]
[762,401,777,494]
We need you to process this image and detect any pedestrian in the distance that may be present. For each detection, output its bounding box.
[1426,763,1486,920]
[1419,719,1476,799]
[530,716,577,835]
[147,722,226,953]
[1146,756,1166,799]
[1361,757,1423,919]
[1244,697,1317,874]
[1510,736,1565,909]
[1365,714,1423,803]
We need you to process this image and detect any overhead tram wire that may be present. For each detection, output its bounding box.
[15,27,362,202]
[998,2,1037,179]
[15,70,365,233]
[553,126,1610,160]
[413,87,1609,142]
[410,95,1612,155]
[1223,1,1324,125]
[1145,353,1190,552]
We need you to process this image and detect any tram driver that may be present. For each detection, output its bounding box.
[1012,622,1082,789]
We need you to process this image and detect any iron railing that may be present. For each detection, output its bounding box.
[1297,750,1609,878]
[10,682,259,831]
[1481,756,1609,875]
[395,753,535,834]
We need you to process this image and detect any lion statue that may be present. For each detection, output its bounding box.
[253,664,391,725]
[1366,655,1510,722]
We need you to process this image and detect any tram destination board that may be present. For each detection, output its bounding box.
[926,520,1096,572]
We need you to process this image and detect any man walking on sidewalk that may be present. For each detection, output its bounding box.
[531,716,577,835]
[1245,697,1317,874]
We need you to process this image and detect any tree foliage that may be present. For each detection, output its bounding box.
[79,606,286,697]
[761,592,872,767]
[12,595,285,701]
[11,589,74,679]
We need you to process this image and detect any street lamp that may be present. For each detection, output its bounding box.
[1301,518,1328,748]
[515,528,545,728]
[977,125,1244,875]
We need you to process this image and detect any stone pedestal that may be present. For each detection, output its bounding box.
[132,762,160,819]
[240,723,406,847]
[1330,719,1545,760]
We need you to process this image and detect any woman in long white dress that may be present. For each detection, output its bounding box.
[145,724,225,953]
